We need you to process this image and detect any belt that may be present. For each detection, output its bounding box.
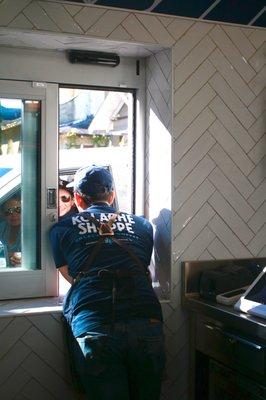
[74,268,148,284]
[73,267,153,333]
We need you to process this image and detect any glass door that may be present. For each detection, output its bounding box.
[0,80,58,300]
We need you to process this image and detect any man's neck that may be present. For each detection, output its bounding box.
[90,201,110,206]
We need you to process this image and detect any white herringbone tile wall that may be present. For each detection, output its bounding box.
[0,1,265,400]
[0,313,82,400]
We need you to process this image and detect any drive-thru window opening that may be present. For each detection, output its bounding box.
[0,44,172,303]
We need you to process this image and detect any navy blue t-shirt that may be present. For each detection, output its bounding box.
[50,204,162,337]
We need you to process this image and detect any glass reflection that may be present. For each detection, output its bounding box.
[0,98,40,269]
[0,98,22,268]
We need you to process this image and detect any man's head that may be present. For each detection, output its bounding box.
[70,165,115,209]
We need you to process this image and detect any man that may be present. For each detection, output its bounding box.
[50,165,165,400]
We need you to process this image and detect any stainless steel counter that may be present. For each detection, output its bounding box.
[183,294,266,342]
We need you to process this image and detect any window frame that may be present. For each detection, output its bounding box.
[0,53,146,301]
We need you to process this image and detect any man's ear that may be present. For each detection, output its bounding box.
[74,192,87,210]
[108,190,116,205]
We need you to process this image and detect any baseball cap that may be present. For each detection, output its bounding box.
[68,165,114,197]
[59,179,73,193]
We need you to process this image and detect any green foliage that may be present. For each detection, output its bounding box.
[92,134,110,147]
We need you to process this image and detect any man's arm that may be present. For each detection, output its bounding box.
[58,265,74,285]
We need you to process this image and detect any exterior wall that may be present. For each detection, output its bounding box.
[0,1,265,400]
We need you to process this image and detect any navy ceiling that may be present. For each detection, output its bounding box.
[67,0,266,28]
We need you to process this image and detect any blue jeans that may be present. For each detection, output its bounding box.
[73,318,166,400]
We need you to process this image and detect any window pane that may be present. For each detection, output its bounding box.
[58,87,134,295]
[0,98,41,270]
[59,88,134,214]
